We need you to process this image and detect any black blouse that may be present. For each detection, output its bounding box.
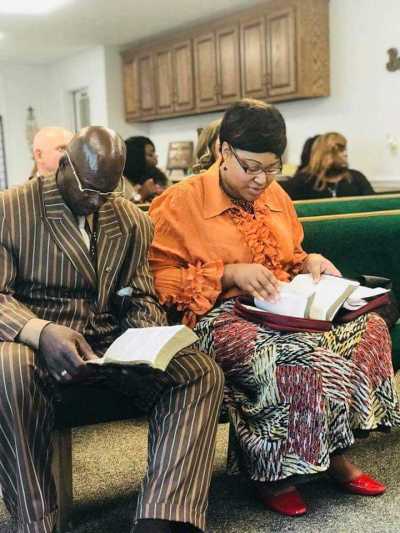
[283,169,375,201]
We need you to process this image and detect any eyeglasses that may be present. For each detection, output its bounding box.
[230,145,282,177]
[64,151,125,199]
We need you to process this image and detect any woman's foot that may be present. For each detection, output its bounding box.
[328,455,385,496]
[255,483,308,516]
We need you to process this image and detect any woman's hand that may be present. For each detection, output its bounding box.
[302,253,341,282]
[223,263,280,301]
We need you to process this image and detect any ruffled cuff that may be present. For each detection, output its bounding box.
[168,260,224,327]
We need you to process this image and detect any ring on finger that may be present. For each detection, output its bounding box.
[60,370,68,378]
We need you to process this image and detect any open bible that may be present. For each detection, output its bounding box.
[88,325,198,371]
[254,274,389,321]
[233,273,390,333]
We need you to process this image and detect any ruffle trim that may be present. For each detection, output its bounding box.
[227,203,304,280]
[160,260,224,328]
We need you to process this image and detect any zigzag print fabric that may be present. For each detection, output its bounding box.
[194,299,400,482]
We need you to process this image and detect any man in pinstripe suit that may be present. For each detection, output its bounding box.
[0,127,224,533]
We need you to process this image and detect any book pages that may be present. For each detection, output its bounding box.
[90,325,198,371]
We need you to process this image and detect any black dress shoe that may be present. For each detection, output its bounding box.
[133,519,172,533]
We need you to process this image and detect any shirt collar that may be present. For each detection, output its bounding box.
[202,159,283,219]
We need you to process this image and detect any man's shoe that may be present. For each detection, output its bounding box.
[339,474,386,496]
[257,487,308,516]
[132,519,172,532]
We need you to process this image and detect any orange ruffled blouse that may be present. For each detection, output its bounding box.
[149,161,308,327]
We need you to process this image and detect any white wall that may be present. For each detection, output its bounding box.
[0,63,51,185]
[45,46,109,131]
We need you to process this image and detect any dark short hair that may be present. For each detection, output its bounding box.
[219,98,287,155]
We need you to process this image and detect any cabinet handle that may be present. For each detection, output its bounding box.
[215,84,221,98]
[264,73,271,91]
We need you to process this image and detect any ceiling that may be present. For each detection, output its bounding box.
[0,0,265,64]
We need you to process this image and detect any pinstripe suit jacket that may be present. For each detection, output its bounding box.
[0,175,166,349]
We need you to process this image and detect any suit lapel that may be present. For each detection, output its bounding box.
[39,175,97,287]
[96,200,130,308]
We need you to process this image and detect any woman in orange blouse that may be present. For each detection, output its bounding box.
[149,99,399,517]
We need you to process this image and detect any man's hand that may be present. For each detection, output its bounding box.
[302,253,341,282]
[39,324,98,382]
[223,263,281,301]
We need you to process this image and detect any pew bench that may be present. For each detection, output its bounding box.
[49,208,400,530]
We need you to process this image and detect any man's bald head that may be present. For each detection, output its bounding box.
[67,126,126,190]
[33,127,74,177]
[58,126,126,216]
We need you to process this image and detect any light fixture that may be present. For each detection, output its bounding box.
[0,0,73,15]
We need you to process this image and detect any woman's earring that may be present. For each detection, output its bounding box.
[223,164,227,171]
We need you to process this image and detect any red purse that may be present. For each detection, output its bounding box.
[233,293,390,333]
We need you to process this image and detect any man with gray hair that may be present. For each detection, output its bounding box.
[0,126,224,533]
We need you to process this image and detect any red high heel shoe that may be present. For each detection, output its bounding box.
[257,487,308,516]
[339,474,386,496]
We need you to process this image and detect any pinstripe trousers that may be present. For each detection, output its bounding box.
[0,342,224,533]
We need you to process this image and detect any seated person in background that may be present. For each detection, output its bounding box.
[30,126,74,179]
[192,118,221,173]
[296,134,320,174]
[0,126,223,533]
[124,136,168,203]
[285,132,375,200]
[149,99,400,518]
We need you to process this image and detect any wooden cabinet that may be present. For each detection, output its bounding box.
[173,40,195,113]
[266,6,297,98]
[121,0,330,122]
[122,59,140,120]
[137,51,156,118]
[216,25,241,105]
[240,16,267,100]
[155,40,195,116]
[240,7,296,101]
[194,32,218,110]
[194,26,241,111]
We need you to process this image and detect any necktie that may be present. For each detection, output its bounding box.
[78,216,97,264]
[78,217,91,251]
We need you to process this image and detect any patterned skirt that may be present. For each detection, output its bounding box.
[195,300,400,482]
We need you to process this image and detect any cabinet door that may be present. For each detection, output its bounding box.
[194,32,218,110]
[173,40,195,113]
[138,51,156,117]
[240,17,267,100]
[122,59,140,120]
[216,25,241,105]
[155,48,174,115]
[265,7,297,97]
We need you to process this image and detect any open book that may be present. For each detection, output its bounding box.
[88,325,198,371]
[254,274,388,321]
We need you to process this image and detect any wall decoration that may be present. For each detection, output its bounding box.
[25,106,38,152]
[386,48,400,72]
[166,141,194,173]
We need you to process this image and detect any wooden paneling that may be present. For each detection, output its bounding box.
[138,51,156,117]
[216,25,241,105]
[122,59,140,119]
[266,7,297,97]
[240,17,267,100]
[173,40,195,113]
[194,32,218,109]
[155,48,174,115]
